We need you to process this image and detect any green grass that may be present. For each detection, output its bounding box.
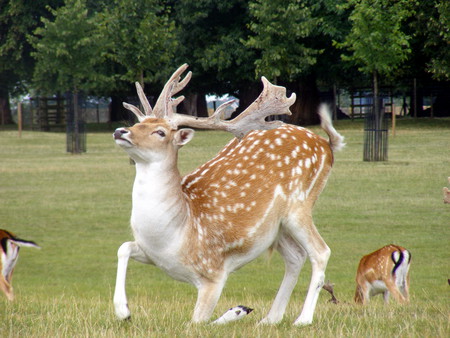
[0,118,449,337]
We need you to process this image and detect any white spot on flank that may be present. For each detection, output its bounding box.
[275,138,283,146]
[305,158,311,168]
[299,191,305,201]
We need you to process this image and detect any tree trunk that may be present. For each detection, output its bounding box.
[73,90,80,154]
[233,84,260,118]
[178,92,208,117]
[110,95,129,123]
[0,88,13,125]
[196,92,208,118]
[287,74,320,126]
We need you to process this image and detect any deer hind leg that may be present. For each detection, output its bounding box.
[113,241,151,320]
[285,213,331,326]
[193,275,227,323]
[0,275,14,301]
[260,232,307,324]
[385,278,408,304]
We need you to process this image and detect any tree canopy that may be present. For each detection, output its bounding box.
[0,0,449,125]
[30,0,105,94]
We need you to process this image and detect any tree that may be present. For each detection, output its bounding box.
[99,0,177,88]
[423,1,450,81]
[30,0,106,152]
[246,0,346,125]
[337,0,415,116]
[0,0,63,124]
[30,0,106,94]
[173,0,256,117]
[96,0,177,121]
[336,0,415,160]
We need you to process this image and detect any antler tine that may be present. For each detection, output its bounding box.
[226,77,296,138]
[210,100,237,120]
[152,64,192,119]
[123,102,146,122]
[135,82,153,116]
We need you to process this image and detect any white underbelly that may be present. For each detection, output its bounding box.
[369,280,388,296]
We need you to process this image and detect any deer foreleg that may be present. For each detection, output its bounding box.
[113,241,150,320]
[260,234,307,324]
[193,277,227,323]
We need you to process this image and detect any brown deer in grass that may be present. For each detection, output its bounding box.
[113,64,344,325]
[443,177,450,204]
[354,244,411,305]
[0,229,40,300]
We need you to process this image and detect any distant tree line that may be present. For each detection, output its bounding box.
[1,0,449,125]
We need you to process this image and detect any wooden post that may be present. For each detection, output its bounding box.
[392,103,396,137]
[18,102,23,138]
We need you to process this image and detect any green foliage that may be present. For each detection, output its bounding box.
[29,0,107,94]
[336,0,416,77]
[246,0,322,81]
[173,1,255,94]
[424,1,450,80]
[0,0,62,95]
[99,0,177,86]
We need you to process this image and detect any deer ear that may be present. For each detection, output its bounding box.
[174,128,194,147]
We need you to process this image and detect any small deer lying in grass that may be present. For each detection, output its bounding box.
[0,229,40,300]
[354,244,411,305]
[113,64,344,325]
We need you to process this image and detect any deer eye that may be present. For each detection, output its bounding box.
[153,130,166,137]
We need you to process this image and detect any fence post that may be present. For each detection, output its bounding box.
[18,102,22,138]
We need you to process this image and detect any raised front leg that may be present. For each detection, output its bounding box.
[113,241,151,320]
[193,276,227,323]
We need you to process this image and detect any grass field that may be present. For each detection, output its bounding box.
[0,117,449,337]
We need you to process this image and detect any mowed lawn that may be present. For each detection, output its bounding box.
[0,118,449,337]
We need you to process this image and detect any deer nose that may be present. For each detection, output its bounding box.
[113,128,129,140]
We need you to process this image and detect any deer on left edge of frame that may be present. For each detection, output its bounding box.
[0,229,40,300]
[112,64,344,325]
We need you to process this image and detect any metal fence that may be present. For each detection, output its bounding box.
[363,108,389,161]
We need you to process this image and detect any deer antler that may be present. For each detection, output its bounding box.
[122,64,192,122]
[322,281,339,304]
[123,64,296,139]
[170,76,296,139]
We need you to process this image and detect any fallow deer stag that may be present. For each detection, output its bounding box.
[354,244,411,305]
[0,229,40,300]
[113,64,344,325]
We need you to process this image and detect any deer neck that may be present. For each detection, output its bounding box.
[131,161,189,231]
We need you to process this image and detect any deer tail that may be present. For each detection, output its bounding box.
[318,104,345,152]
